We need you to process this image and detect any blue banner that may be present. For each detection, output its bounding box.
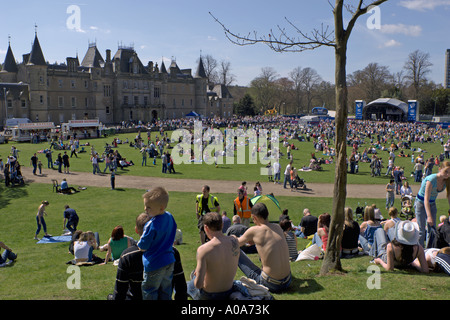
[407,100,418,122]
[355,101,364,120]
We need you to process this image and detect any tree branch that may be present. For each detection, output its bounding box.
[345,0,388,42]
[209,12,336,53]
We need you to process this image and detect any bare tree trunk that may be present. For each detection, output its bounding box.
[320,5,348,275]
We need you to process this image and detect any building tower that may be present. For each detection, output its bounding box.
[445,49,450,89]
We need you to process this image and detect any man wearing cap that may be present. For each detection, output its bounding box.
[372,220,429,273]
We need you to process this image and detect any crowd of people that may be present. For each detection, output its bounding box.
[1,116,450,300]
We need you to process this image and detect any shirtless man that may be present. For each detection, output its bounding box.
[187,212,240,300]
[236,203,291,293]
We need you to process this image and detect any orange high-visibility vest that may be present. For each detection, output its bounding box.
[234,196,252,219]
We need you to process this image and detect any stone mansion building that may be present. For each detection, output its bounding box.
[0,32,234,126]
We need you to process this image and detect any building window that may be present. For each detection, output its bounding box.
[103,85,111,97]
[58,97,64,108]
[71,80,76,88]
[85,97,88,108]
[154,87,160,98]
[106,106,110,114]
[84,80,88,88]
[71,97,76,108]
[123,96,128,105]
[40,95,44,104]
[144,96,148,106]
[58,80,63,87]
[123,81,128,89]
[21,100,26,108]
[134,96,139,106]
[7,99,12,108]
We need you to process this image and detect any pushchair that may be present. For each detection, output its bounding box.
[355,204,365,221]
[292,176,307,190]
[400,195,414,220]
[10,173,25,186]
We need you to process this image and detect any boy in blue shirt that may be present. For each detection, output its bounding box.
[138,187,177,300]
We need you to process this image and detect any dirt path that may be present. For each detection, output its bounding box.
[20,166,419,199]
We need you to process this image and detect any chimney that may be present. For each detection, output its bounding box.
[106,49,111,63]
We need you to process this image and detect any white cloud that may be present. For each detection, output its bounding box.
[207,36,217,41]
[381,39,402,48]
[399,0,450,11]
[380,24,422,37]
[88,26,111,34]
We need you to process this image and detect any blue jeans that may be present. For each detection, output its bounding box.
[238,250,291,293]
[0,249,17,266]
[414,200,437,248]
[36,216,47,235]
[386,192,394,209]
[283,174,291,188]
[92,164,100,174]
[142,262,174,300]
[368,228,389,258]
[273,172,280,182]
[66,218,79,233]
[187,276,234,300]
[311,232,323,248]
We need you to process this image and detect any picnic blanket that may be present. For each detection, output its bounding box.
[37,235,72,244]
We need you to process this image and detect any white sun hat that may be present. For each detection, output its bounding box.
[394,220,419,246]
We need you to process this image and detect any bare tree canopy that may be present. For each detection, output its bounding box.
[403,49,433,99]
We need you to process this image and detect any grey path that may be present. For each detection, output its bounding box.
[20,166,419,199]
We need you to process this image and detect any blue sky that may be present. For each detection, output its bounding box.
[1,0,449,87]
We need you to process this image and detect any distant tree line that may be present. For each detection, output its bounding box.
[232,49,450,117]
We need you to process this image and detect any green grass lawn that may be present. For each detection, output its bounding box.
[0,180,448,300]
[1,129,449,300]
[1,129,447,185]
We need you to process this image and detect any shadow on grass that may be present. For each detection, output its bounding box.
[286,276,324,295]
[0,181,29,210]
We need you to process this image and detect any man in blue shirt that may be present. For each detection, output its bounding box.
[63,205,79,234]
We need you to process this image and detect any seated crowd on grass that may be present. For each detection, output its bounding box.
[1,116,450,300]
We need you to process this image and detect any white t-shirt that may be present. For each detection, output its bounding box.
[74,241,90,260]
[284,164,291,175]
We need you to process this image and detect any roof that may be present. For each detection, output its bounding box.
[81,45,104,68]
[113,47,147,74]
[27,34,46,66]
[0,83,29,99]
[365,98,409,114]
[160,61,167,74]
[209,84,233,99]
[2,45,18,73]
[195,56,207,78]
